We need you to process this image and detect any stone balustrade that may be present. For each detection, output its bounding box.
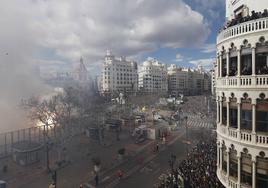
[217,75,268,89]
[217,17,268,44]
[218,125,268,147]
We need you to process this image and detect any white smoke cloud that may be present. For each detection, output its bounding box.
[0,1,51,132]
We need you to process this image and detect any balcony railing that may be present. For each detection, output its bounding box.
[218,126,268,147]
[217,17,268,43]
[217,169,251,188]
[228,178,238,188]
[217,75,268,89]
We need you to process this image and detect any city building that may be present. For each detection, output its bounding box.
[210,62,217,96]
[138,58,168,94]
[72,57,89,82]
[167,64,189,96]
[100,50,138,95]
[216,1,268,188]
[168,64,211,96]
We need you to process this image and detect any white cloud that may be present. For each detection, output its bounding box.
[175,53,184,62]
[189,57,215,70]
[1,0,209,72]
[201,43,216,53]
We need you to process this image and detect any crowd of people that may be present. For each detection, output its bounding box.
[180,96,216,120]
[156,136,224,188]
[220,9,268,32]
[178,137,224,188]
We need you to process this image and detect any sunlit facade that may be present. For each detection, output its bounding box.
[138,58,168,94]
[100,50,138,94]
[216,1,268,188]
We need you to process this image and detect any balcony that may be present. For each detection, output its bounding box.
[217,17,268,44]
[217,169,252,188]
[216,75,268,89]
[218,125,268,147]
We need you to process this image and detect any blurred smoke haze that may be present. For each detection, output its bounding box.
[0,1,51,132]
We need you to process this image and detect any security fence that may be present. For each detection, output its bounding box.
[0,122,84,158]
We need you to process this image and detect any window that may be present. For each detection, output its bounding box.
[256,157,268,188]
[256,53,268,75]
[222,107,227,125]
[241,54,252,75]
[241,110,252,130]
[229,57,238,76]
[230,108,238,128]
[256,111,268,132]
[222,58,227,77]
[229,150,238,178]
[241,154,252,185]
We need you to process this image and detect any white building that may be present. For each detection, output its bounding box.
[100,50,138,94]
[168,64,211,96]
[226,0,267,21]
[138,58,168,94]
[216,1,268,188]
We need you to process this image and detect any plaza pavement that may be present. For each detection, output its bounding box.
[1,126,184,188]
[85,129,185,188]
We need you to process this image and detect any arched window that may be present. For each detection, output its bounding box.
[256,156,268,188]
[241,153,252,185]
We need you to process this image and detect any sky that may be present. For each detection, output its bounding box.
[2,0,225,75]
[0,0,226,131]
[3,0,226,75]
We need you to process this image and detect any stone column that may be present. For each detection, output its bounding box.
[220,145,223,171]
[220,99,223,125]
[252,47,256,76]
[227,100,230,129]
[220,53,223,78]
[252,156,256,188]
[227,51,230,76]
[237,152,241,187]
[217,144,220,167]
[237,49,241,77]
[252,99,257,144]
[216,99,220,123]
[217,55,220,78]
[252,99,256,133]
[227,148,230,179]
[237,99,241,139]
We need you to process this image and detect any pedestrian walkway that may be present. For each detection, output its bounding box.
[181,112,215,129]
[187,119,214,129]
[85,131,185,188]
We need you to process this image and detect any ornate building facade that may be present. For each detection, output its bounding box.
[216,1,268,188]
[100,50,138,95]
[138,58,168,94]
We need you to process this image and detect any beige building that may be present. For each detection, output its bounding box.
[167,64,211,96]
